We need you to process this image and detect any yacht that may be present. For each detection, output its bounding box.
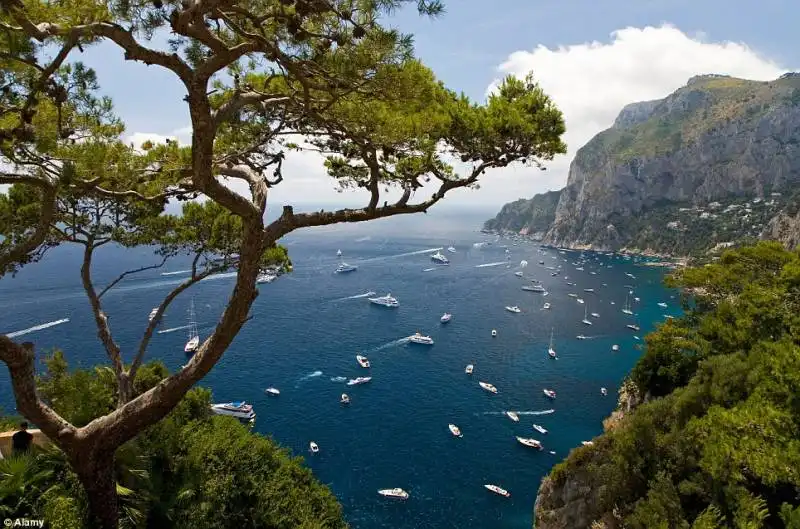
[335,262,358,273]
[621,293,633,315]
[440,313,452,323]
[542,302,551,310]
[505,411,520,422]
[356,355,370,368]
[600,387,608,396]
[514,271,524,277]
[378,488,409,500]
[626,324,641,331]
[479,381,498,394]
[465,364,474,375]
[337,249,342,257]
[484,484,511,497]
[548,328,556,359]
[505,305,521,313]
[265,387,280,396]
[491,329,497,337]
[309,442,319,453]
[408,332,434,345]
[576,334,587,340]
[431,251,450,265]
[533,424,548,434]
[591,312,600,318]
[148,307,159,323]
[369,293,399,307]
[256,272,277,283]
[184,299,200,354]
[658,302,668,308]
[447,246,456,253]
[516,437,543,450]
[612,344,620,351]
[522,285,546,292]
[211,401,255,423]
[347,376,372,386]
[543,389,557,399]
[340,393,350,404]
[448,424,463,437]
[581,306,592,325]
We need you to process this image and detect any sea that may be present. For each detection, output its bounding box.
[0,207,680,529]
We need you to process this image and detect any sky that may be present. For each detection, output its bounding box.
[46,0,799,210]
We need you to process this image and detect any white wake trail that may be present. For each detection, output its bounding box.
[6,318,69,338]
[475,261,507,268]
[161,269,191,276]
[359,247,443,263]
[157,324,192,334]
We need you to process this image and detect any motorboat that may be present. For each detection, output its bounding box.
[600,387,608,396]
[369,293,399,307]
[465,364,474,375]
[337,249,342,256]
[505,305,521,313]
[491,329,497,337]
[408,332,434,345]
[542,303,551,310]
[309,441,319,453]
[430,251,450,265]
[256,272,278,283]
[447,246,456,253]
[522,285,546,292]
[347,376,372,386]
[484,484,511,497]
[211,401,255,423]
[612,344,620,351]
[658,302,668,308]
[440,313,452,324]
[567,293,578,298]
[148,307,159,322]
[356,355,370,368]
[591,312,600,318]
[581,306,592,325]
[340,393,350,404]
[584,288,594,293]
[548,328,556,359]
[533,424,548,434]
[448,424,463,437]
[634,335,641,340]
[514,271,524,277]
[516,437,543,449]
[634,297,641,302]
[543,389,556,399]
[265,387,280,396]
[505,411,520,422]
[335,262,358,273]
[479,381,498,394]
[378,488,409,500]
[576,334,587,340]
[626,324,640,331]
[576,298,585,304]
[184,299,200,354]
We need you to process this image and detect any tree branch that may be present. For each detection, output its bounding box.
[98,255,169,299]
[0,183,57,275]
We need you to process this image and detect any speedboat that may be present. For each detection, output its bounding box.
[533,424,548,434]
[576,334,587,340]
[447,246,456,253]
[448,424,463,437]
[465,364,474,375]
[491,329,497,337]
[600,387,608,396]
[431,251,450,265]
[542,302,551,310]
[577,298,585,304]
[309,441,319,453]
[340,393,350,404]
[568,293,578,298]
[356,355,370,368]
[148,307,159,322]
[505,305,521,313]
[440,313,452,323]
[611,344,620,351]
[484,484,511,497]
[257,272,277,283]
[347,376,372,386]
[369,293,399,307]
[265,387,280,396]
[378,488,409,500]
[591,312,600,318]
[514,271,524,277]
[548,328,556,359]
[337,249,342,256]
[658,302,668,308]
[584,288,594,293]
[543,389,556,399]
[211,401,256,423]
[408,332,434,345]
[479,381,498,394]
[505,411,520,422]
[335,262,358,273]
[626,324,640,331]
[634,297,641,302]
[516,437,543,449]
[522,285,546,292]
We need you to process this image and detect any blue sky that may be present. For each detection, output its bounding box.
[61,0,797,207]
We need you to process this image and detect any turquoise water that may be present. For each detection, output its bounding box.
[0,210,679,528]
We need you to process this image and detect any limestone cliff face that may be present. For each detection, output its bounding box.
[483,189,561,237]
[762,206,800,248]
[540,73,800,249]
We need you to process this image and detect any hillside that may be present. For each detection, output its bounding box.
[483,190,561,236]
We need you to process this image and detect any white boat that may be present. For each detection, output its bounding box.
[612,344,620,351]
[584,288,594,293]
[335,262,358,273]
[626,324,640,331]
[340,393,350,404]
[505,411,520,422]
[600,387,608,396]
[533,424,548,434]
[369,293,399,307]
[257,272,278,283]
[484,484,511,497]
[309,441,319,453]
[211,401,255,423]
[658,302,668,308]
[577,298,585,304]
[576,334,587,340]
[465,364,474,375]
[479,381,498,394]
[543,389,556,399]
[582,441,594,447]
[522,285,546,292]
[440,313,452,323]
[148,307,159,322]
[337,249,342,257]
[634,297,640,302]
[184,299,200,354]
[448,423,463,437]
[356,355,370,368]
[516,436,543,450]
[621,293,633,315]
[491,329,497,337]
[542,302,551,310]
[548,328,556,359]
[431,251,449,265]
[581,306,592,325]
[408,332,434,345]
[568,293,578,298]
[447,246,456,253]
[505,305,521,313]
[591,312,600,318]
[347,376,372,386]
[514,271,524,277]
[378,488,409,500]
[265,387,280,396]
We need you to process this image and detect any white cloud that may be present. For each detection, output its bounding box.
[487,24,788,202]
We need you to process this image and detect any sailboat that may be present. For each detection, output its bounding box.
[621,292,633,315]
[184,299,200,354]
[581,305,592,325]
[548,328,556,359]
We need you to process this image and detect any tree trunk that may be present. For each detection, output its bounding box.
[72,446,119,529]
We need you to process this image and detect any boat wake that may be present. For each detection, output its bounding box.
[475,261,506,268]
[422,267,436,272]
[481,409,555,416]
[161,269,191,276]
[366,337,411,353]
[359,247,443,263]
[330,376,348,383]
[6,318,69,338]
[354,236,371,242]
[298,370,323,381]
[157,324,193,334]
[332,291,376,302]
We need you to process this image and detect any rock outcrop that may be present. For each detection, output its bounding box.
[483,189,560,237]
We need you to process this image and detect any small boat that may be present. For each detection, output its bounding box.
[408,332,434,345]
[465,364,474,375]
[600,387,608,396]
[148,307,159,322]
[514,271,524,277]
[516,436,543,449]
[440,312,452,323]
[309,441,319,453]
[448,424,463,437]
[577,298,585,304]
[491,329,497,337]
[542,303,551,310]
[612,344,620,351]
[582,441,594,447]
[369,293,399,307]
[484,484,511,497]
[184,299,200,354]
[576,334,587,340]
[591,312,600,318]
[583,288,594,293]
[337,249,342,256]
[533,424,548,434]
[543,389,556,399]
[257,272,278,283]
[523,284,546,292]
[505,305,521,313]
[356,355,370,368]
[665,315,675,319]
[211,401,256,423]
[658,302,668,308]
[568,293,578,298]
[505,411,520,422]
[548,328,556,359]
[538,260,545,265]
[634,335,641,340]
[265,387,280,396]
[479,381,498,394]
[378,488,409,500]
[634,297,640,302]
[340,393,350,404]
[431,251,450,265]
[335,263,358,274]
[347,376,372,386]
[626,324,640,331]
[447,246,456,253]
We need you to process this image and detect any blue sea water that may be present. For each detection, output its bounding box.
[0,208,680,529]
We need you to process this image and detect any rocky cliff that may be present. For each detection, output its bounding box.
[483,189,561,237]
